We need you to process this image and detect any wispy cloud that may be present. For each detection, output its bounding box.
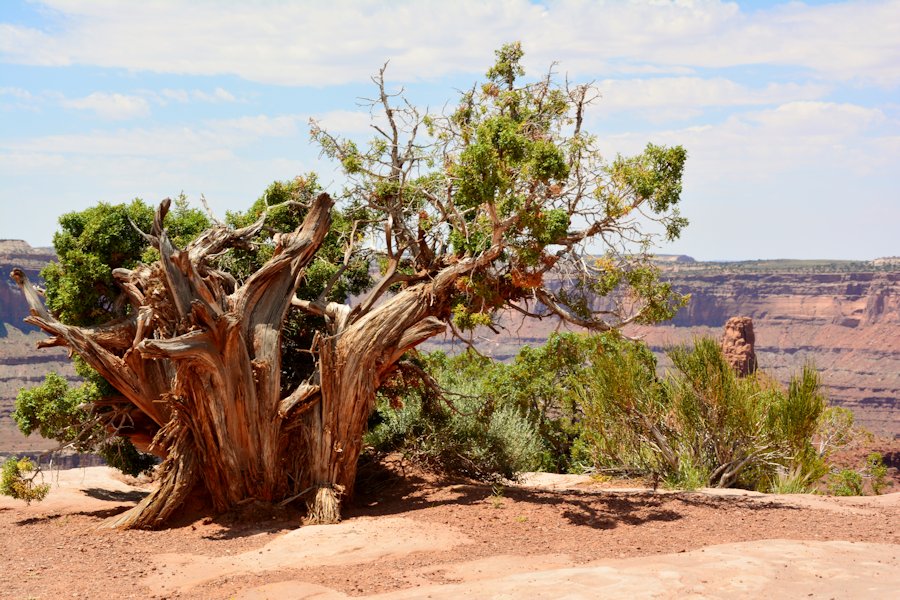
[0,86,35,100]
[593,78,830,121]
[601,101,895,188]
[153,87,238,105]
[61,92,151,120]
[6,114,304,159]
[2,1,898,85]
[311,110,385,135]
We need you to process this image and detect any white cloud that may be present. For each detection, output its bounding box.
[2,1,898,86]
[155,87,238,105]
[62,92,150,120]
[0,113,320,244]
[594,78,830,118]
[6,113,303,159]
[598,100,900,260]
[600,101,894,193]
[0,86,35,100]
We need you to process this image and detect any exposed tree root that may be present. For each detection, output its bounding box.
[102,432,198,529]
[303,484,343,525]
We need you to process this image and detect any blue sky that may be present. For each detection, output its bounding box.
[1,0,898,260]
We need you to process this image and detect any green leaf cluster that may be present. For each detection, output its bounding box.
[1,457,50,504]
[13,370,156,477]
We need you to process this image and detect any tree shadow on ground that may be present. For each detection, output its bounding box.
[14,505,133,525]
[345,458,684,531]
[198,501,305,541]
[665,492,802,513]
[82,488,149,502]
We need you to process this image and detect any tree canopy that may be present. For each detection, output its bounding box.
[11,44,688,528]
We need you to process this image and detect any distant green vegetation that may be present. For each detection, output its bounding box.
[661,258,893,274]
[369,332,872,494]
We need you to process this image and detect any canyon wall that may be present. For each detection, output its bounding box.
[0,241,75,452]
[632,262,900,438]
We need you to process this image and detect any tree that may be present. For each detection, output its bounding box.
[12,44,687,528]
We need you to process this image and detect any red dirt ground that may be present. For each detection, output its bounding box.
[1,453,898,599]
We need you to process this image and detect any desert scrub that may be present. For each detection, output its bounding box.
[367,353,546,482]
[15,369,157,477]
[828,452,889,496]
[574,336,831,492]
[1,456,50,504]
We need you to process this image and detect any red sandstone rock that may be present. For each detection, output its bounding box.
[721,316,757,377]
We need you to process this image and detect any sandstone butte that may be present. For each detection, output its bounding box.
[1,242,898,454]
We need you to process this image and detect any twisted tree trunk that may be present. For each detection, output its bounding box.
[300,264,476,522]
[14,195,335,528]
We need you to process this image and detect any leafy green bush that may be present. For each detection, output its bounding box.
[828,452,890,496]
[1,457,50,504]
[367,353,546,482]
[371,333,848,494]
[866,452,889,495]
[828,468,864,496]
[14,368,156,477]
[569,333,671,477]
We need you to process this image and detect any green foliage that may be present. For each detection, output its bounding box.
[367,353,546,482]
[828,452,890,496]
[1,457,50,504]
[13,372,85,442]
[572,337,837,494]
[865,452,889,495]
[770,465,817,494]
[316,43,688,332]
[14,372,155,477]
[570,333,670,476]
[828,468,864,496]
[43,195,210,327]
[486,42,525,90]
[366,326,850,494]
[98,437,158,477]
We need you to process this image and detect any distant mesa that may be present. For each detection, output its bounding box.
[653,254,696,264]
[872,257,900,267]
[1,240,58,333]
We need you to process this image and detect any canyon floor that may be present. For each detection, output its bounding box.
[2,459,899,600]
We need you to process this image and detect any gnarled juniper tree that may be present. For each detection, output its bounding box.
[13,44,687,528]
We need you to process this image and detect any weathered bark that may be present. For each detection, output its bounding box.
[102,420,198,529]
[14,194,335,528]
[301,266,466,522]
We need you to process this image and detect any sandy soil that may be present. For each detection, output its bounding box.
[1,462,898,600]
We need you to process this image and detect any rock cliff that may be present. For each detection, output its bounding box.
[721,316,757,377]
[632,261,900,438]
[0,241,75,451]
